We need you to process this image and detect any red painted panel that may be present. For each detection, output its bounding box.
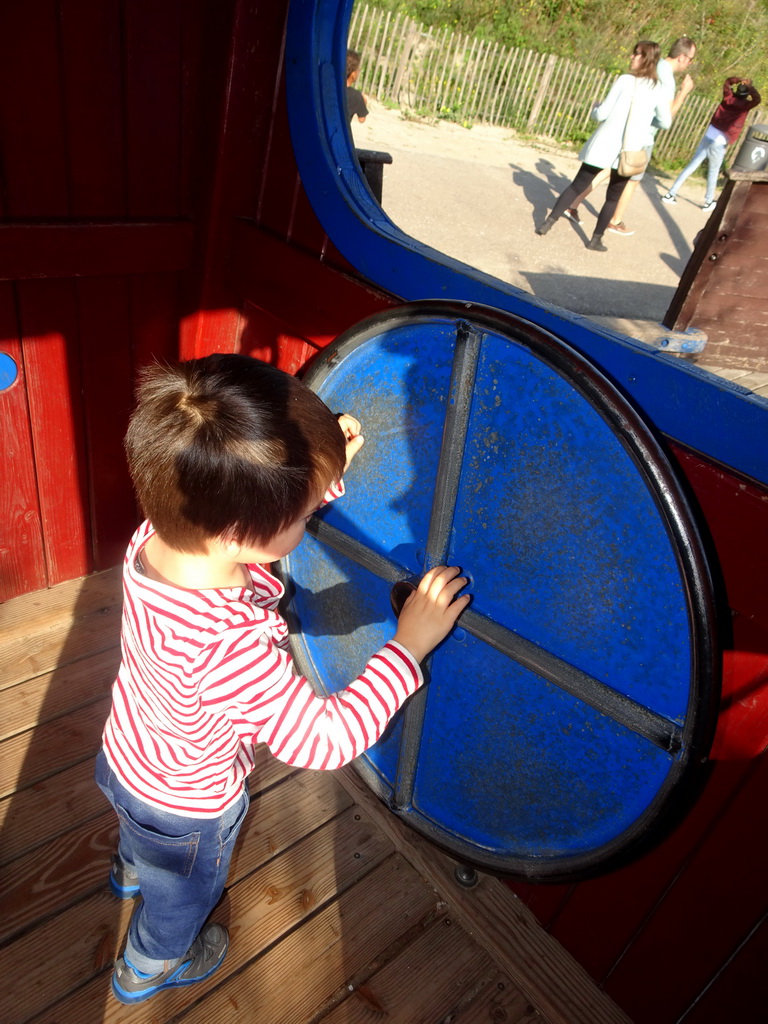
[238,301,321,375]
[175,0,262,357]
[260,70,341,257]
[124,0,184,216]
[507,882,575,931]
[0,223,193,281]
[231,222,395,344]
[671,445,768,633]
[180,308,243,361]
[178,0,232,213]
[238,301,294,366]
[17,280,91,586]
[76,277,137,569]
[58,0,126,215]
[0,284,46,599]
[250,4,293,225]
[258,77,305,240]
[0,1,70,216]
[130,274,185,372]
[682,914,768,1023]
[290,179,333,258]
[604,750,768,1022]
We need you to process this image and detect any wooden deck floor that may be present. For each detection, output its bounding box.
[0,569,632,1024]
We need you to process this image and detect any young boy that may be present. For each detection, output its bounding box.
[346,48,368,124]
[96,352,469,1005]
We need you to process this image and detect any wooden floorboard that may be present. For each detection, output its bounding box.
[0,569,633,1024]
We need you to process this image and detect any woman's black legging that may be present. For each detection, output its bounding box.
[550,162,630,236]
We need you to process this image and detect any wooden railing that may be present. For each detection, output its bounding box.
[348,2,763,166]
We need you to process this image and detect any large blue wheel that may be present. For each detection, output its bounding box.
[280,301,718,882]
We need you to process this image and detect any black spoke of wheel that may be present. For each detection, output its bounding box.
[391,321,483,809]
[307,517,682,754]
[423,320,481,568]
[307,517,407,583]
[462,609,682,753]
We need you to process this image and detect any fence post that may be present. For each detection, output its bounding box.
[526,53,557,131]
[392,21,419,105]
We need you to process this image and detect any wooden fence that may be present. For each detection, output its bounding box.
[348,3,764,167]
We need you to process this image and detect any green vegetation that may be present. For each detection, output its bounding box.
[363,0,768,101]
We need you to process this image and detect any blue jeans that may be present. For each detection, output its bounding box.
[669,133,727,205]
[95,749,249,974]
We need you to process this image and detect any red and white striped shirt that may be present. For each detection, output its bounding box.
[102,519,422,818]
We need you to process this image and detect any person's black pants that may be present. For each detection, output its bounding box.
[550,163,630,236]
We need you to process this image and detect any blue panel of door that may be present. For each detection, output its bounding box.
[282,302,718,880]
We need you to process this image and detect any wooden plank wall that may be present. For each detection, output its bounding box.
[665,174,768,371]
[0,1,236,599]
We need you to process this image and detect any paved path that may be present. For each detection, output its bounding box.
[352,103,708,321]
[351,103,768,398]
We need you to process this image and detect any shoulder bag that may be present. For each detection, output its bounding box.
[618,80,649,177]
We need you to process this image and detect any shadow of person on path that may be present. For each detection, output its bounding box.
[509,158,593,243]
[514,155,696,281]
[509,159,570,223]
[654,187,700,275]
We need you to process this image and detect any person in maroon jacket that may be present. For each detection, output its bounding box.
[662,76,761,211]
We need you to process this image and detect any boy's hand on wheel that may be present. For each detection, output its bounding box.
[394,566,470,664]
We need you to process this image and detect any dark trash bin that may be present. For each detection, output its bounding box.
[731,124,768,172]
[355,148,392,205]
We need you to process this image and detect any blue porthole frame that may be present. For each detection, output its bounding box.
[285,0,768,487]
[0,352,19,392]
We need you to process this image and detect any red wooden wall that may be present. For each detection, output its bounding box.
[0,0,234,598]
[1,2,766,1021]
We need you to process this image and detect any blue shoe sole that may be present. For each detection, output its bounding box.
[111,954,225,1004]
[108,874,141,899]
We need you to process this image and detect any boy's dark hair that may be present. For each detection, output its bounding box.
[346,49,361,79]
[125,354,346,553]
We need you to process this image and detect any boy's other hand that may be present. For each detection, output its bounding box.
[338,413,364,471]
[393,566,470,664]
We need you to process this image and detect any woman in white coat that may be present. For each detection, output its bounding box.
[537,41,671,250]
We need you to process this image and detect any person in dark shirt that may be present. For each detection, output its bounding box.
[346,49,369,124]
[662,76,761,212]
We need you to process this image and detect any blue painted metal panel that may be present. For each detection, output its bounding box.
[416,638,673,857]
[285,0,768,488]
[282,305,718,880]
[303,320,455,565]
[452,334,689,722]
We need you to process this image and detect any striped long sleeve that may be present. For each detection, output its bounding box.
[102,518,422,818]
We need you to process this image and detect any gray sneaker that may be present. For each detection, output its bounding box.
[109,855,140,899]
[112,923,229,1004]
[661,192,676,204]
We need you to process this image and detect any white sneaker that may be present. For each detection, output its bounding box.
[607,222,635,236]
[661,192,676,204]
[701,200,716,212]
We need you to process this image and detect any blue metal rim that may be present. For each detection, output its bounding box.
[283,301,719,882]
[285,0,768,490]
